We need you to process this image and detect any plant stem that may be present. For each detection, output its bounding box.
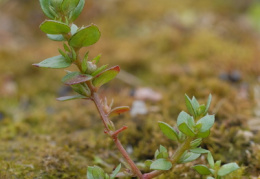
[142,138,192,179]
[92,92,143,179]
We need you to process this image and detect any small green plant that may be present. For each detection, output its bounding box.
[34,0,240,178]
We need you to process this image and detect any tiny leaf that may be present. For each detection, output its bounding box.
[192,165,212,175]
[109,106,130,117]
[39,0,55,19]
[69,24,101,48]
[40,20,70,34]
[207,152,214,168]
[91,54,101,64]
[69,0,85,22]
[190,148,209,154]
[179,152,201,163]
[178,123,195,137]
[185,94,196,117]
[197,130,210,138]
[47,34,65,41]
[204,94,212,115]
[92,66,120,88]
[217,163,239,177]
[110,164,121,179]
[71,23,78,35]
[196,115,215,132]
[190,138,202,149]
[150,159,172,171]
[61,0,80,13]
[62,72,92,85]
[158,121,178,141]
[87,166,105,179]
[91,64,108,77]
[57,95,88,101]
[33,55,71,68]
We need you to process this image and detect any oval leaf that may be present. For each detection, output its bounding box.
[150,159,172,171]
[196,115,215,132]
[69,0,85,22]
[178,123,195,137]
[218,163,239,177]
[92,66,120,88]
[158,121,178,141]
[207,152,214,169]
[33,55,71,68]
[109,106,130,117]
[39,0,55,19]
[62,0,80,13]
[47,34,65,41]
[40,20,70,34]
[179,152,201,163]
[62,72,92,85]
[69,24,101,48]
[192,165,212,175]
[57,95,88,101]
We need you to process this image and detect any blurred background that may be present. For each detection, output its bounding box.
[0,0,260,178]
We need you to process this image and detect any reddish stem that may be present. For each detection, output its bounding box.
[92,92,143,178]
[112,126,128,138]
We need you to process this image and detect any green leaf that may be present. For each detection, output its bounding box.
[33,55,71,68]
[207,152,214,169]
[215,160,221,167]
[179,152,201,163]
[62,72,92,85]
[178,123,195,137]
[47,34,65,41]
[61,0,80,13]
[71,83,91,96]
[190,148,209,154]
[185,94,196,117]
[71,23,78,35]
[217,163,239,177]
[177,111,194,128]
[207,177,215,179]
[197,105,206,116]
[110,164,121,179]
[91,64,108,77]
[91,54,101,64]
[192,165,212,175]
[150,159,172,171]
[158,121,178,141]
[190,138,202,148]
[69,0,85,22]
[56,95,88,101]
[87,166,105,179]
[39,0,55,19]
[69,24,101,48]
[144,160,153,168]
[204,94,212,115]
[197,130,210,138]
[196,115,215,132]
[109,106,130,117]
[191,96,200,112]
[40,20,70,34]
[92,65,120,88]
[50,0,63,11]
